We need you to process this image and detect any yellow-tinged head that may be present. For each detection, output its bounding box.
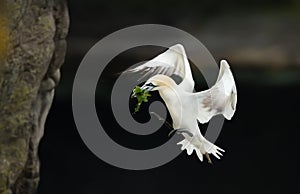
[140,74,177,92]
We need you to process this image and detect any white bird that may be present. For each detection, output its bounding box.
[127,44,237,163]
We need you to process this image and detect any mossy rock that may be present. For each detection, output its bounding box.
[0,0,69,193]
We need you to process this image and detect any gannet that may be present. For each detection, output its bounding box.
[127,44,237,162]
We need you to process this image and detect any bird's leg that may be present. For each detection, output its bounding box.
[150,111,173,130]
[205,153,212,164]
[168,129,177,136]
[168,128,193,137]
[150,112,193,137]
[150,112,165,122]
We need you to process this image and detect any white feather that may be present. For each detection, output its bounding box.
[134,45,237,162]
[125,44,195,92]
[196,59,237,123]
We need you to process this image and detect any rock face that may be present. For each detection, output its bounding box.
[0,1,69,193]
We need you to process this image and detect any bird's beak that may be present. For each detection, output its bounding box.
[140,85,155,92]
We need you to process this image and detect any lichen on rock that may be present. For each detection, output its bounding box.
[0,0,69,193]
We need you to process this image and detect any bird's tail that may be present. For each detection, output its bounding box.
[177,136,224,162]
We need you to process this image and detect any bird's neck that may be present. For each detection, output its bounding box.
[158,85,183,128]
[158,85,180,103]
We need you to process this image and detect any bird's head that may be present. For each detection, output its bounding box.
[140,74,176,92]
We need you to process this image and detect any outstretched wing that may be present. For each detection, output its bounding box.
[124,44,195,92]
[195,60,237,123]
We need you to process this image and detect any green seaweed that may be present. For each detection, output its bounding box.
[132,86,151,113]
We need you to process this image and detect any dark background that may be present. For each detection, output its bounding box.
[38,0,300,194]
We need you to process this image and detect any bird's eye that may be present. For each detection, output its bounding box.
[146,83,156,87]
